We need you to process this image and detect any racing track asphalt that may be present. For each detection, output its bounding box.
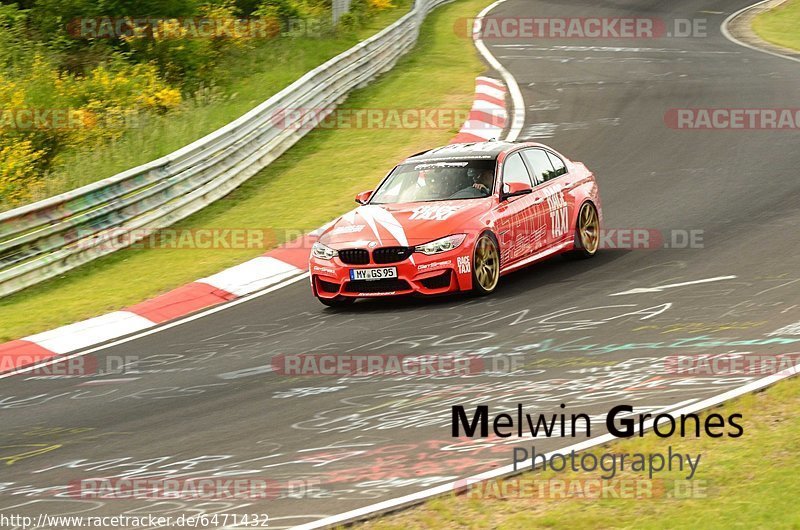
[2,0,799,528]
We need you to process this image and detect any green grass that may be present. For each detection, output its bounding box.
[752,0,800,51]
[36,5,410,200]
[358,376,800,530]
[0,0,492,341]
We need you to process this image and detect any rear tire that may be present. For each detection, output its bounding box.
[317,296,355,308]
[568,202,600,259]
[472,232,500,296]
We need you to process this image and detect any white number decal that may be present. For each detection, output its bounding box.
[409,204,461,221]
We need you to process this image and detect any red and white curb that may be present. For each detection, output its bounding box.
[451,77,507,143]
[0,78,505,374]
[0,237,317,372]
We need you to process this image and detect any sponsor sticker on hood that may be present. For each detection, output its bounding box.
[408,204,463,221]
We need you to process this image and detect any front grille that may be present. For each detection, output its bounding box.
[344,279,411,293]
[317,278,340,293]
[373,246,413,264]
[419,270,452,290]
[338,249,370,265]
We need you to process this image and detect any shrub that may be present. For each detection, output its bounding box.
[0,138,47,209]
[0,53,183,209]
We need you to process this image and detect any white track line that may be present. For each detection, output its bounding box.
[3,5,523,368]
[609,275,738,296]
[291,1,800,528]
[721,0,800,64]
[473,0,525,141]
[6,2,799,527]
[293,359,800,530]
[0,273,309,379]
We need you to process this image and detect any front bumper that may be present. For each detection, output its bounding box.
[310,242,476,299]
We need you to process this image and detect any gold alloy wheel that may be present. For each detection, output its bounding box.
[474,234,500,292]
[578,202,600,254]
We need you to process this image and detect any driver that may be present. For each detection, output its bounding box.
[471,169,494,193]
[423,171,449,199]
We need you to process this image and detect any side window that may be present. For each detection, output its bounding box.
[546,151,568,177]
[502,152,533,187]
[521,149,556,185]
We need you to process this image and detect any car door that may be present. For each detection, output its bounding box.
[545,150,579,243]
[494,151,549,265]
[521,148,572,248]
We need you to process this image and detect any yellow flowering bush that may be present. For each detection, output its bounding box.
[368,0,395,10]
[0,56,182,207]
[0,138,46,209]
[0,0,399,209]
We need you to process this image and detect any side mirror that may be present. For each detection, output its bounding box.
[501,181,533,200]
[355,190,373,204]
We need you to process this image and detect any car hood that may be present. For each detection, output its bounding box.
[318,199,491,248]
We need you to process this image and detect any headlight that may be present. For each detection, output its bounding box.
[311,242,338,260]
[414,234,466,255]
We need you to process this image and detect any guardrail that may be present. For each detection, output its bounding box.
[0,0,449,298]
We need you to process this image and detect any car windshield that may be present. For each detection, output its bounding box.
[369,159,497,204]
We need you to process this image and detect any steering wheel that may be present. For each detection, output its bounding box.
[448,187,487,199]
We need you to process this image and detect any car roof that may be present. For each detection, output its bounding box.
[403,141,518,163]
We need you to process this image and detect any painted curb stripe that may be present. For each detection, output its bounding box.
[475,83,506,100]
[0,340,57,372]
[469,109,507,127]
[22,311,156,355]
[462,122,503,140]
[450,133,484,144]
[473,92,506,108]
[198,256,304,297]
[476,76,505,90]
[292,4,800,527]
[473,0,525,141]
[0,76,507,367]
[451,132,492,143]
[127,282,237,324]
[451,77,506,145]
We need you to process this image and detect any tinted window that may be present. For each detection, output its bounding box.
[370,159,496,204]
[547,151,568,177]
[502,152,532,187]
[521,149,557,184]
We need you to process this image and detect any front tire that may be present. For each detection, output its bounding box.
[568,202,600,259]
[472,232,500,295]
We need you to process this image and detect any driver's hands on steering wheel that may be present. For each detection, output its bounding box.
[472,183,488,192]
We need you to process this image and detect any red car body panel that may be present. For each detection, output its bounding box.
[310,141,602,301]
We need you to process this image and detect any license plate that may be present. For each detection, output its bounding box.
[349,267,397,281]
